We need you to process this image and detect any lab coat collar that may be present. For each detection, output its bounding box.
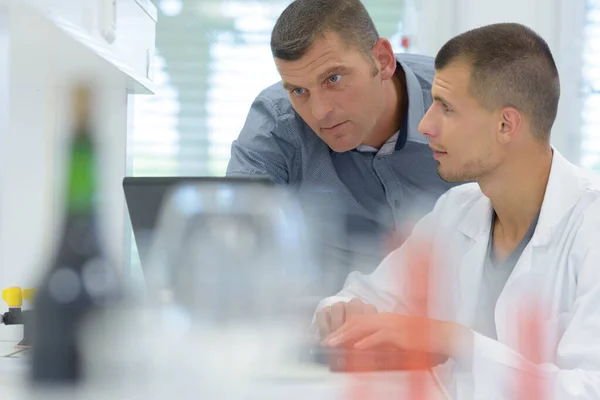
[532,149,580,246]
[457,148,579,246]
[457,195,492,242]
[455,196,492,327]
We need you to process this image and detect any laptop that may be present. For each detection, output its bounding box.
[122,176,272,270]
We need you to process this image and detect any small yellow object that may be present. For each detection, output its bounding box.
[23,288,38,303]
[2,287,23,308]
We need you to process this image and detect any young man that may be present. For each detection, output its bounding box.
[226,0,456,279]
[316,23,600,398]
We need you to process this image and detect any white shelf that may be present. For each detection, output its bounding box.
[0,0,156,94]
[45,10,155,94]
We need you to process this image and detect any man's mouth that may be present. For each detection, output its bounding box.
[322,121,348,130]
[430,146,447,160]
[320,121,349,138]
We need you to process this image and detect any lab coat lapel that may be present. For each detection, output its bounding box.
[495,150,582,342]
[454,195,493,327]
[503,150,581,287]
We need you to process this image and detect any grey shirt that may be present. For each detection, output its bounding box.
[472,212,540,339]
[226,54,457,283]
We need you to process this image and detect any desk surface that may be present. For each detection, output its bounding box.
[0,341,451,400]
[0,341,28,400]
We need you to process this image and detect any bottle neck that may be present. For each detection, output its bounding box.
[66,131,96,215]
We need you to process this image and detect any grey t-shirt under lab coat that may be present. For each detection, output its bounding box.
[472,212,540,340]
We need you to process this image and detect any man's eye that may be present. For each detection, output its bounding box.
[328,74,342,84]
[439,102,452,112]
[292,88,306,96]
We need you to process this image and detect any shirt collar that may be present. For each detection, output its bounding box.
[355,130,400,153]
[351,59,413,155]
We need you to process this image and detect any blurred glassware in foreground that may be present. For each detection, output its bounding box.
[78,180,323,399]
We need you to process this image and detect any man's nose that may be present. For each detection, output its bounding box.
[418,107,436,138]
[310,93,334,121]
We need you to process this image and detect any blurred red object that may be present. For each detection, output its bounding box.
[403,240,434,399]
[401,35,411,49]
[515,302,549,400]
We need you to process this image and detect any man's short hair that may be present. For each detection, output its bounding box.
[435,23,560,139]
[270,0,379,61]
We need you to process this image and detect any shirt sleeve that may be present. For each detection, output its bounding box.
[226,93,298,184]
[314,190,449,314]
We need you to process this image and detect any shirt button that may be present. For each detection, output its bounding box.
[394,200,401,208]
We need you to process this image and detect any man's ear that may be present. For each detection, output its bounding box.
[371,38,396,80]
[497,107,522,144]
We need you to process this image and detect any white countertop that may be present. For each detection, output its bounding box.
[0,341,28,400]
[0,341,451,400]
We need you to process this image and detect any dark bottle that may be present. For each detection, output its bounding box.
[30,84,119,385]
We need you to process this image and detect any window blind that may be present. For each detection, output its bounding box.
[582,0,600,172]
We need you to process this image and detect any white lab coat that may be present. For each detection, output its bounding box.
[317,150,600,399]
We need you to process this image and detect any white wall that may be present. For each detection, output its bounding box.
[412,0,587,164]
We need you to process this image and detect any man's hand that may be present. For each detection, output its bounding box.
[321,313,472,360]
[316,298,377,339]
